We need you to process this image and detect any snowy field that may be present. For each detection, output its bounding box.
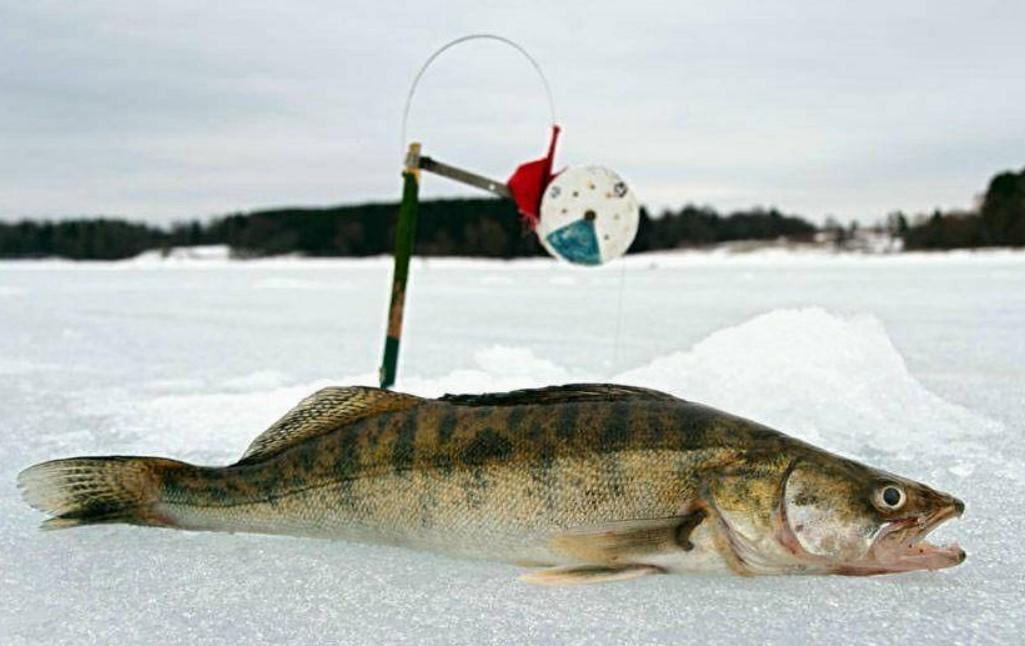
[1,250,1023,645]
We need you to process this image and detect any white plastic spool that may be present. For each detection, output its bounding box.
[537,166,640,265]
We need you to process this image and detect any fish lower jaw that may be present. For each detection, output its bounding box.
[899,539,965,566]
[831,547,965,576]
[853,539,965,575]
[859,510,966,574]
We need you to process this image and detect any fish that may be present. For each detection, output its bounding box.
[17,383,966,584]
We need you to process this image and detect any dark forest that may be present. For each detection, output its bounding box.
[2,168,1022,260]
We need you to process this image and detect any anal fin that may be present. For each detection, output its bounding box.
[520,564,663,586]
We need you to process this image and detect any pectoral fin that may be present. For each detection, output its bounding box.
[520,564,663,585]
[549,510,707,564]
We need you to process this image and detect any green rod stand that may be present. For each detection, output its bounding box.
[379,143,421,389]
[377,144,509,389]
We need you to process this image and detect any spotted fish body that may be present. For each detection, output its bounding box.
[19,384,966,584]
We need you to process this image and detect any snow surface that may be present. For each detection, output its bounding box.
[1,250,1023,644]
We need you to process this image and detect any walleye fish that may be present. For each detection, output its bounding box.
[18,384,966,584]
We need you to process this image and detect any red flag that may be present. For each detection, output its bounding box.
[506,125,561,229]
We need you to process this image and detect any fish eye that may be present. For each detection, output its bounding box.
[876,485,906,510]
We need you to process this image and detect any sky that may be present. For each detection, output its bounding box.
[1,1,1023,225]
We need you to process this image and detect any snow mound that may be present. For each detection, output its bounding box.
[397,346,574,397]
[617,308,1001,457]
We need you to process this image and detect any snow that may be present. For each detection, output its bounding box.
[131,245,234,263]
[1,250,1023,644]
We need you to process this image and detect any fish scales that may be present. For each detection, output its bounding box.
[151,399,722,556]
[18,384,967,583]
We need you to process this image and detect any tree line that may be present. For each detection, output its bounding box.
[0,200,816,260]
[900,168,1025,249]
[1,167,1021,259]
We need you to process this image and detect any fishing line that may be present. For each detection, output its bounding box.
[397,34,629,379]
[399,33,557,158]
[610,255,629,377]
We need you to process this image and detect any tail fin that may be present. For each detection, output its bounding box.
[17,456,187,530]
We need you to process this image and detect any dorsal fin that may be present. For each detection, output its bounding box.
[236,386,423,464]
[438,383,678,407]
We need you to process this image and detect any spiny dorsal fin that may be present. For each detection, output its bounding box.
[438,383,678,407]
[236,386,423,465]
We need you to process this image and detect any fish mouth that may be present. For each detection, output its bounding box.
[855,501,965,574]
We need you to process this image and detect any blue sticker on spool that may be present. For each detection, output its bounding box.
[545,218,601,265]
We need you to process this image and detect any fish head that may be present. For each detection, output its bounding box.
[778,456,966,575]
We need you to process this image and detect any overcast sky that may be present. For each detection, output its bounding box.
[2,1,1023,224]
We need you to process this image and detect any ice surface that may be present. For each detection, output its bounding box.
[1,251,1023,644]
